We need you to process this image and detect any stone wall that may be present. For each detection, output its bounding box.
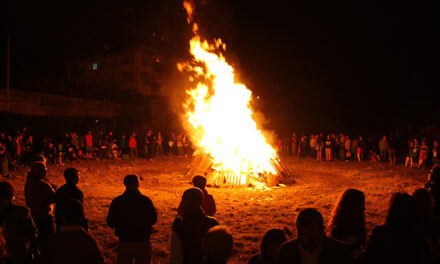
[0,89,131,117]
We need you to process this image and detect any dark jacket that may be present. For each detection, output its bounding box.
[172,209,219,264]
[106,189,157,242]
[0,204,38,264]
[41,226,104,264]
[24,174,56,219]
[55,184,87,230]
[365,225,430,264]
[277,237,352,264]
[178,189,217,217]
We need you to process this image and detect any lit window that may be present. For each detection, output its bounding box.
[92,63,98,70]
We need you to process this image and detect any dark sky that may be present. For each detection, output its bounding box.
[1,0,437,133]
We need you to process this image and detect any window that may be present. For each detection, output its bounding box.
[122,72,134,83]
[92,63,98,70]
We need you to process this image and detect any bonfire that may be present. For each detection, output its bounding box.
[178,1,293,187]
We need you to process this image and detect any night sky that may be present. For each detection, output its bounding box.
[1,0,437,133]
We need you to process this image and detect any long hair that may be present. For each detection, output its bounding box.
[385,192,416,230]
[328,189,366,246]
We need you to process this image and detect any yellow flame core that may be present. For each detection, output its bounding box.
[180,25,277,185]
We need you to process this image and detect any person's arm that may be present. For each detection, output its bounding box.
[87,236,105,264]
[170,231,183,264]
[106,200,117,228]
[145,197,158,226]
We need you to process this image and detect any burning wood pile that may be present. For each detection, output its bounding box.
[179,0,294,187]
[184,152,295,187]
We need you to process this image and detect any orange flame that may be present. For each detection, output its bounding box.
[179,2,277,185]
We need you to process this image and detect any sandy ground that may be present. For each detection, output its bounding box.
[5,156,428,263]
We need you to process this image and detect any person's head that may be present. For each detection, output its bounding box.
[48,142,53,148]
[123,174,140,190]
[296,208,325,252]
[192,175,207,190]
[29,162,47,179]
[385,192,416,230]
[64,168,79,185]
[413,188,433,214]
[260,229,287,261]
[181,188,203,216]
[203,226,233,263]
[0,182,14,211]
[59,199,85,226]
[88,131,92,135]
[383,135,387,140]
[328,189,366,245]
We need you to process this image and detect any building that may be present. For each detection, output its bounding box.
[66,46,168,100]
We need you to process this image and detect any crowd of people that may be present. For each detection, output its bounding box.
[276,132,440,168]
[2,152,440,263]
[0,128,193,178]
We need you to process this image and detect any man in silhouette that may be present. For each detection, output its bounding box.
[107,174,157,264]
[277,208,352,264]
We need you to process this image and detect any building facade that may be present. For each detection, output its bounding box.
[66,46,168,99]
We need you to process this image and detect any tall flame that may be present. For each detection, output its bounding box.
[179,2,277,185]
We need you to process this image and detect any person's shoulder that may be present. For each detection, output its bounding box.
[248,253,264,264]
[9,204,32,216]
[280,239,299,251]
[323,236,347,249]
[56,184,68,193]
[205,215,219,226]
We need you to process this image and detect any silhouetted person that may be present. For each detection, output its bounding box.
[277,208,352,264]
[178,175,216,217]
[42,199,104,264]
[413,188,440,263]
[365,193,430,264]
[55,168,87,231]
[107,174,157,264]
[170,188,219,264]
[248,229,287,264]
[425,165,440,214]
[203,226,233,264]
[24,162,56,245]
[328,189,366,262]
[0,181,38,264]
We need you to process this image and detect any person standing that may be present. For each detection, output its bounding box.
[170,188,219,264]
[129,133,137,159]
[155,132,164,157]
[55,168,87,231]
[418,140,429,169]
[290,133,297,157]
[24,162,56,246]
[41,199,104,264]
[432,140,439,166]
[0,182,38,264]
[325,135,332,161]
[378,136,389,163]
[107,175,157,264]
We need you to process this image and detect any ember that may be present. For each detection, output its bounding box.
[178,1,293,186]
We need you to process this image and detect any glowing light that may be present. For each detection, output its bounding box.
[179,3,278,185]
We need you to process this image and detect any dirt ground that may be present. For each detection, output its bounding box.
[6,156,428,263]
